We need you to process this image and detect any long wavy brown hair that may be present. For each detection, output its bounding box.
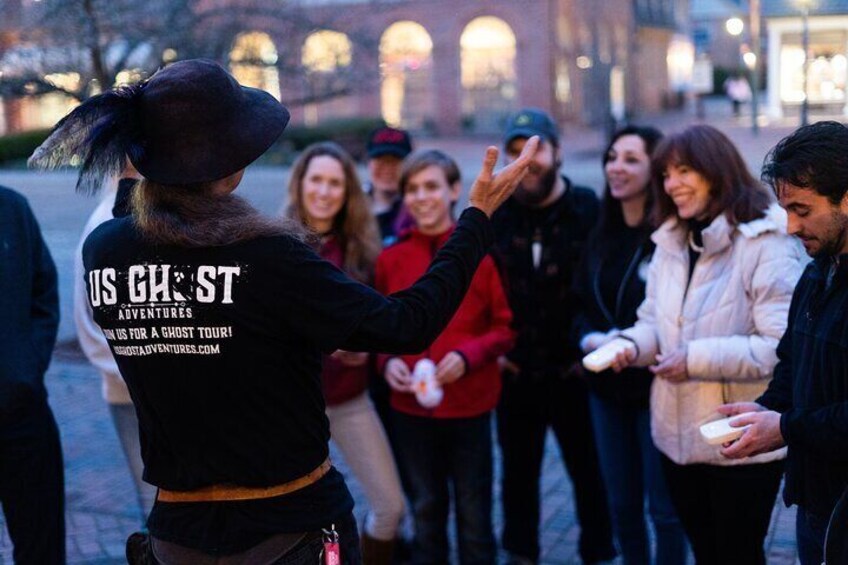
[132,175,306,247]
[286,142,381,284]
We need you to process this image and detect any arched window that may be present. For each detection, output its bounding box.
[229,32,281,100]
[302,30,352,73]
[460,16,517,133]
[299,30,354,124]
[379,21,434,130]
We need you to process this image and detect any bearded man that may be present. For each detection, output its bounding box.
[491,109,616,565]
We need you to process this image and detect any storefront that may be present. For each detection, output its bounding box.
[765,12,848,118]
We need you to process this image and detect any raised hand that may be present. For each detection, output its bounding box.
[468,136,540,217]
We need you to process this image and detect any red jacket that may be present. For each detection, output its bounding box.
[319,235,369,406]
[375,226,514,418]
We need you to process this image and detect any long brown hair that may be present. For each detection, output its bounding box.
[286,142,381,283]
[132,178,305,247]
[651,124,771,227]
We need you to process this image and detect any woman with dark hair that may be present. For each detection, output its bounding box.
[29,59,538,564]
[574,125,688,564]
[612,124,804,564]
[286,142,404,564]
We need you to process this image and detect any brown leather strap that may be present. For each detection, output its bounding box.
[157,458,332,503]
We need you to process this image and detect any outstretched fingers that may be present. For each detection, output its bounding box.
[490,135,539,190]
[513,135,540,168]
[478,146,499,183]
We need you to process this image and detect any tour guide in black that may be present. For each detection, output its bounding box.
[30,59,537,561]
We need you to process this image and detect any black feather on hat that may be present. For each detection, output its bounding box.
[29,59,290,192]
[28,82,146,195]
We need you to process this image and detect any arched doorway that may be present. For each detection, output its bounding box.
[460,16,518,133]
[379,21,434,131]
[229,32,281,101]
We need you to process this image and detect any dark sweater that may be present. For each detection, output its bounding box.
[82,206,493,553]
[758,256,848,519]
[0,186,59,430]
[573,222,654,406]
[491,177,599,378]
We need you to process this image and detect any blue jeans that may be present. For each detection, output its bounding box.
[393,411,496,565]
[796,507,827,565]
[589,393,688,565]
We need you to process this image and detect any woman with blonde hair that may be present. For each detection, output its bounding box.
[287,141,404,564]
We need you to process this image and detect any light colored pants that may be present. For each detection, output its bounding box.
[110,403,157,521]
[326,393,405,541]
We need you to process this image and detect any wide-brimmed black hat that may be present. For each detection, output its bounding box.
[133,59,289,184]
[29,58,290,191]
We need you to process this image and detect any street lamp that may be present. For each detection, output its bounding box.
[725,5,761,134]
[750,0,762,134]
[797,0,814,126]
[726,17,744,37]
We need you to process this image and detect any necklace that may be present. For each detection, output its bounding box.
[688,231,704,253]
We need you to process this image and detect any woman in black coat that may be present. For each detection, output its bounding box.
[573,126,687,565]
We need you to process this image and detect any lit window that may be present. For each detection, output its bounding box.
[460,16,517,132]
[230,32,281,100]
[379,21,433,128]
[780,30,846,104]
[302,30,352,73]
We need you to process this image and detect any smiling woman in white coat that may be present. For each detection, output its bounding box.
[614,124,805,565]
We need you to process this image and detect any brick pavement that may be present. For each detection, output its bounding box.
[0,347,798,564]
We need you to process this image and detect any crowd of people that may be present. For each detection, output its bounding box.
[1,59,847,565]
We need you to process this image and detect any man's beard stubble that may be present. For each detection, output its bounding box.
[513,163,560,207]
[815,209,848,258]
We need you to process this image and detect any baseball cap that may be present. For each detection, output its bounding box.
[367,127,413,159]
[503,108,559,147]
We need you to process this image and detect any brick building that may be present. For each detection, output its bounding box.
[1,0,691,135]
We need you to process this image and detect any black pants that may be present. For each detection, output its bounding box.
[497,372,616,563]
[0,400,65,564]
[661,455,783,565]
[393,412,496,565]
[142,512,361,564]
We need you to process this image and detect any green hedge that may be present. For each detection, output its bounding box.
[0,129,51,165]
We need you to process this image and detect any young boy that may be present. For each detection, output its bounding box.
[376,150,514,564]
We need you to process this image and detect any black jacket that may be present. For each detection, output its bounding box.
[83,207,494,552]
[0,186,59,428]
[492,177,598,379]
[572,223,655,406]
[758,256,848,519]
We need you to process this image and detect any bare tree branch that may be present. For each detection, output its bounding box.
[1,0,381,109]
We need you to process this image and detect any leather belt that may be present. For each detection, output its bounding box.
[157,458,332,503]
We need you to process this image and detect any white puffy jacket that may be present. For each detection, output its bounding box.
[622,204,805,465]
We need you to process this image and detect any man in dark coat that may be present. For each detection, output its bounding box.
[0,185,63,563]
[720,121,848,565]
[492,109,616,565]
